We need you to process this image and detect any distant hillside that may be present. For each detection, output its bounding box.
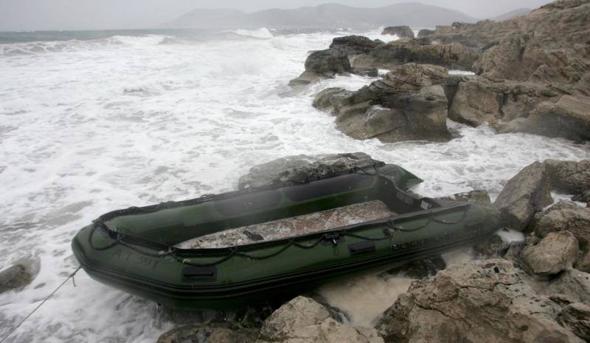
[164,2,476,30]
[491,8,531,21]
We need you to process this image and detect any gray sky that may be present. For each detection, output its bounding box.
[0,0,552,31]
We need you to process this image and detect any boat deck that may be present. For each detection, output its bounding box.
[176,200,395,249]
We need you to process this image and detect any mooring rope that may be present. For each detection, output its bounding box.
[0,266,82,343]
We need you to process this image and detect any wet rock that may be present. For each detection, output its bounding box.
[522,231,579,276]
[381,26,414,39]
[493,161,553,231]
[352,39,479,71]
[314,63,452,143]
[533,201,590,246]
[544,159,590,195]
[237,152,383,190]
[258,296,383,343]
[572,191,590,204]
[558,303,590,341]
[329,35,383,56]
[449,77,557,127]
[289,49,352,86]
[157,323,258,343]
[376,258,582,343]
[500,96,590,142]
[417,29,434,38]
[0,256,41,294]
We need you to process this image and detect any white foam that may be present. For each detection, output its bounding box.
[0,28,589,342]
[231,27,274,39]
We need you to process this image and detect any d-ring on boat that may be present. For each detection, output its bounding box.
[72,165,500,310]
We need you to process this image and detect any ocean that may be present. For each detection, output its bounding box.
[0,27,589,342]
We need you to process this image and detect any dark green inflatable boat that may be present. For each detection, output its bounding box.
[72,165,500,310]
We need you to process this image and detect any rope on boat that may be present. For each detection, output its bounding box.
[0,266,82,343]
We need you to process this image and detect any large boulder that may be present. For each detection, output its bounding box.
[314,63,452,143]
[258,296,383,343]
[352,39,479,71]
[448,76,558,126]
[493,161,553,231]
[381,26,414,39]
[498,96,590,142]
[521,231,579,276]
[376,259,583,343]
[237,152,422,191]
[329,35,383,56]
[0,256,41,294]
[533,201,590,246]
[545,159,590,195]
[289,49,352,86]
[238,152,382,190]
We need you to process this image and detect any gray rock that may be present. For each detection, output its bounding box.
[522,231,579,276]
[314,63,452,143]
[157,323,258,343]
[353,39,479,71]
[258,296,383,343]
[473,234,511,258]
[502,96,590,142]
[558,303,590,341]
[572,190,590,204]
[329,35,383,56]
[289,49,352,86]
[576,249,590,273]
[237,152,384,190]
[376,258,583,343]
[0,256,41,294]
[542,269,590,305]
[533,202,590,245]
[544,159,590,195]
[417,29,434,38]
[494,161,553,231]
[381,26,415,39]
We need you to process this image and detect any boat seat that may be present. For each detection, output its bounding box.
[176,200,395,249]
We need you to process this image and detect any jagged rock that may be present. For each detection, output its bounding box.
[558,303,590,341]
[499,96,590,142]
[522,231,579,276]
[314,63,452,143]
[352,39,479,71]
[533,201,590,245]
[376,259,583,343]
[544,159,590,195]
[493,161,553,231]
[0,256,41,294]
[330,35,383,56]
[448,76,558,126]
[157,323,258,343]
[289,49,352,86]
[381,26,414,39]
[417,29,434,38]
[541,269,590,305]
[312,87,355,113]
[257,296,383,343]
[238,152,384,190]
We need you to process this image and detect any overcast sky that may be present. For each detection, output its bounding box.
[0,0,552,31]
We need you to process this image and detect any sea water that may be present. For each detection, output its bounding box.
[1,27,589,342]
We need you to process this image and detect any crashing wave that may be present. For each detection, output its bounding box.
[231,27,274,39]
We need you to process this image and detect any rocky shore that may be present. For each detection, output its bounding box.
[150,152,590,342]
[292,0,590,143]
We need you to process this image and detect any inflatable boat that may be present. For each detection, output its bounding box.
[72,165,500,310]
